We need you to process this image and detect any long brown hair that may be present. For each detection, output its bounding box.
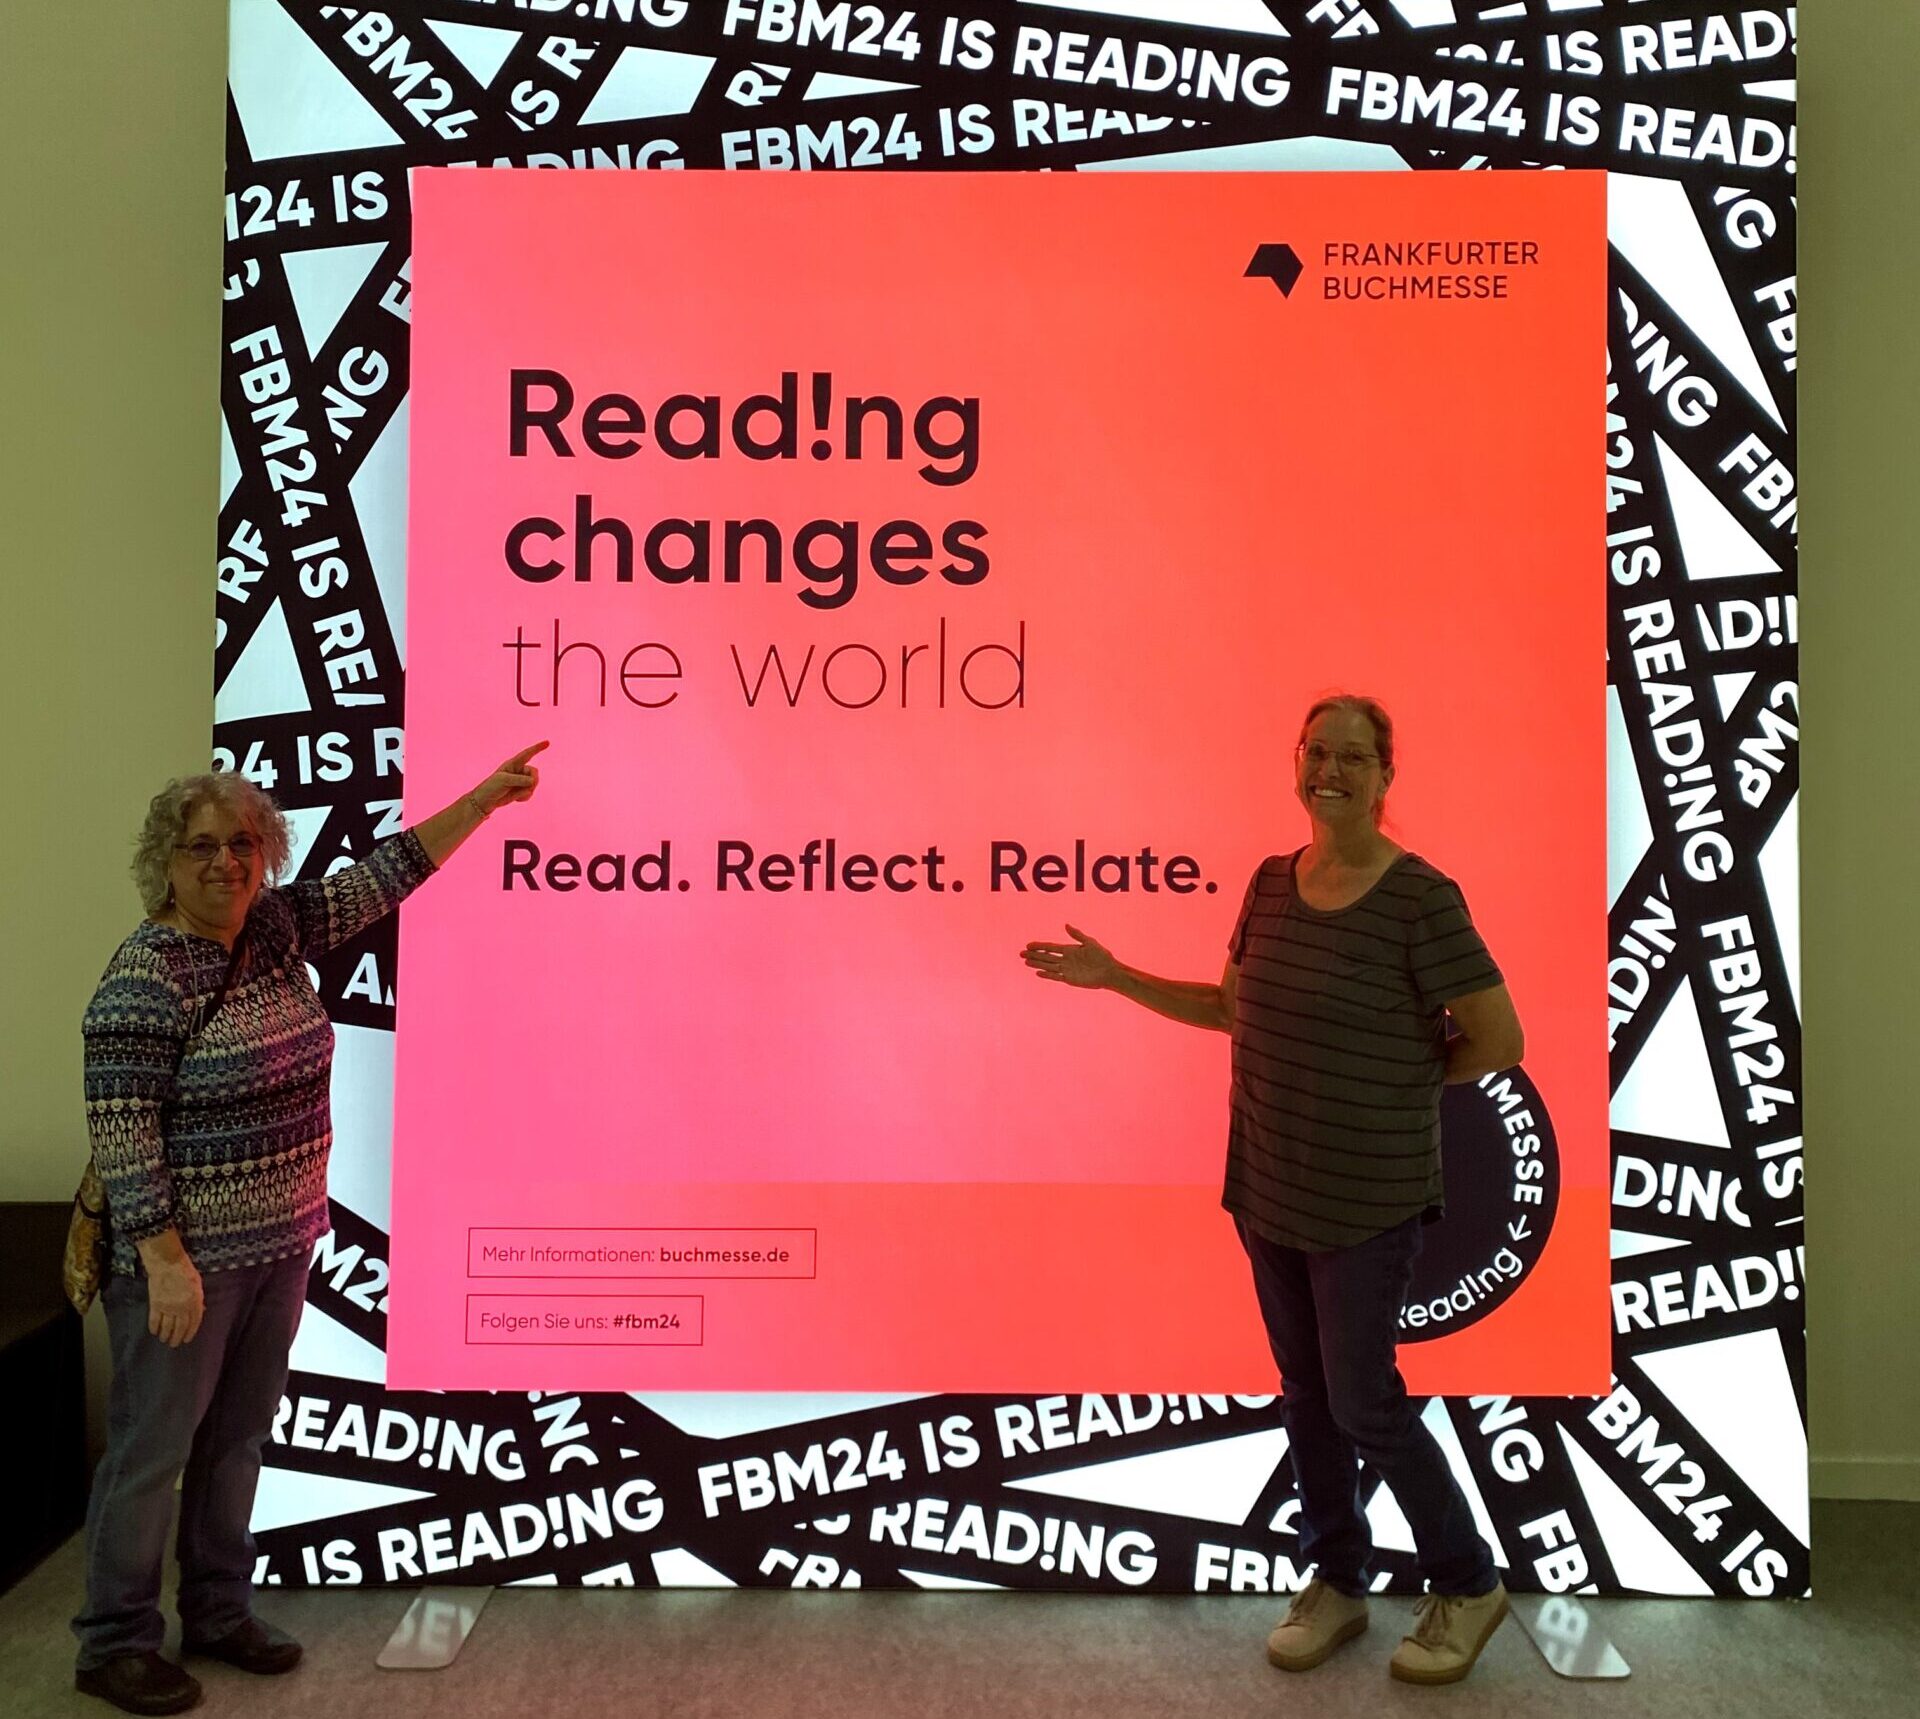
[1298,694,1396,827]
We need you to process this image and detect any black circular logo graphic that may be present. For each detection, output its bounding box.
[1398,1066,1559,1342]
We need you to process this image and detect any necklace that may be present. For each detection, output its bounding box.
[164,919,211,1042]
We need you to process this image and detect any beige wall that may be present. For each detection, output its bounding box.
[1,0,228,1203]
[2,4,1913,1498]
[1799,10,1920,1499]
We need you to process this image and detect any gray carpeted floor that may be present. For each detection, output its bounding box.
[3,1499,1911,1718]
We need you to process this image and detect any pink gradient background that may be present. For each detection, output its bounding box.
[389,169,1608,1393]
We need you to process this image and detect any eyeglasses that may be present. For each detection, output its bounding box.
[176,835,260,864]
[1296,743,1380,771]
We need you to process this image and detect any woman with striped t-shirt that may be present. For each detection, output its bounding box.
[1021,694,1524,1687]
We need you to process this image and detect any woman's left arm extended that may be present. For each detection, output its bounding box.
[1442,983,1525,1083]
[415,742,547,868]
[281,743,547,955]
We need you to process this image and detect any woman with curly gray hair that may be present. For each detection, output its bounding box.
[127,772,294,918]
[72,744,547,1717]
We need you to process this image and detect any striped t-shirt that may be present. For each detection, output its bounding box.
[1224,849,1501,1253]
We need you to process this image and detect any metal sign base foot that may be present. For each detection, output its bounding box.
[1510,1594,1631,1678]
[377,1586,495,1670]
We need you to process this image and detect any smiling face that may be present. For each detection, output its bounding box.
[166,799,266,937]
[1294,703,1393,832]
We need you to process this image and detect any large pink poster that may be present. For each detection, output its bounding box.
[390,168,1608,1393]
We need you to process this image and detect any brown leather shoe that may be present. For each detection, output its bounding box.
[181,1616,303,1675]
[1389,1581,1510,1684]
[74,1653,202,1715]
[1266,1578,1370,1671]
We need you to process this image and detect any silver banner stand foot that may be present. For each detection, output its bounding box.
[377,1586,494,1670]
[1510,1594,1631,1679]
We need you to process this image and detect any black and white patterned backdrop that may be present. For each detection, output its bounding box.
[213,0,1801,1596]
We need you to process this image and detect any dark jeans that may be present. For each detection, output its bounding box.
[1240,1215,1497,1599]
[72,1252,308,1668]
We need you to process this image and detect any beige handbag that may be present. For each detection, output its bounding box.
[63,1158,110,1315]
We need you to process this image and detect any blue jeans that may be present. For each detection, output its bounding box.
[72,1252,308,1668]
[1239,1215,1497,1598]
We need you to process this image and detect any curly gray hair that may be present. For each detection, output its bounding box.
[132,773,292,915]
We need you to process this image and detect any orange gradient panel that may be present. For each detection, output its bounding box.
[390,169,1608,1393]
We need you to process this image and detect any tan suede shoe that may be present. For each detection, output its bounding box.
[1266,1578,1370,1671]
[1388,1581,1510,1684]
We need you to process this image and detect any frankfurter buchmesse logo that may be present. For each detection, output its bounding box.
[1244,243,1304,297]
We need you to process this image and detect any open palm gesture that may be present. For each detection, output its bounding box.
[1021,925,1118,989]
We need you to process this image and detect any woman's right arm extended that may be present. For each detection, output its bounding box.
[1021,925,1238,1032]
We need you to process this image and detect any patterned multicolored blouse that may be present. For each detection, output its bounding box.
[83,832,435,1275]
